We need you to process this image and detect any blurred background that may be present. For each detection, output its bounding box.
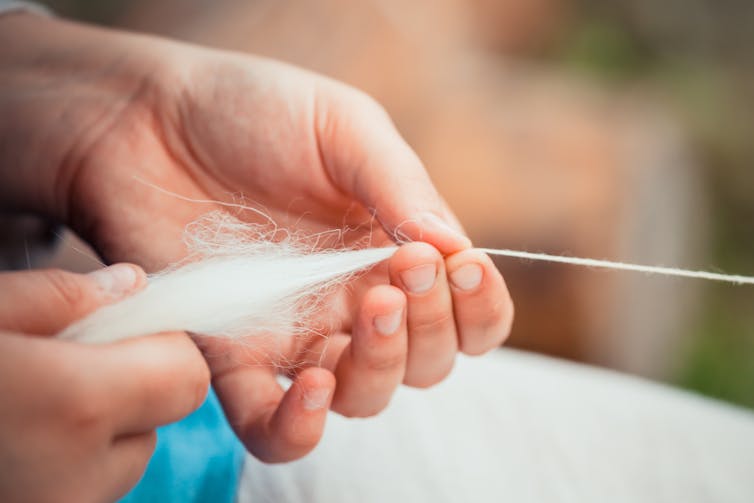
[29,0,754,408]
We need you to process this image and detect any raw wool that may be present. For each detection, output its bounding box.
[58,211,754,345]
[59,212,397,344]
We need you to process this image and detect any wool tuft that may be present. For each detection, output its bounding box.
[59,212,396,344]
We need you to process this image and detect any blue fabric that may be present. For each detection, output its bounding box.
[119,387,245,503]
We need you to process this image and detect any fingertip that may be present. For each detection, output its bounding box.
[391,212,471,255]
[445,249,515,355]
[389,241,443,270]
[125,263,149,291]
[389,242,444,296]
[362,285,406,337]
[296,366,336,411]
[418,211,472,250]
[87,263,148,301]
[331,289,406,416]
[0,265,146,336]
[446,249,497,293]
[255,367,333,462]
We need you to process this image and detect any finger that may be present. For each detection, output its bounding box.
[0,264,146,335]
[92,331,210,434]
[329,285,406,417]
[316,87,471,254]
[389,242,457,387]
[103,431,158,502]
[217,365,335,463]
[446,249,515,355]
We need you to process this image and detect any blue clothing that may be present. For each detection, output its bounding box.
[120,388,245,503]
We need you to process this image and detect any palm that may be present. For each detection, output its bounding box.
[74,56,386,262]
[81,57,388,325]
[69,55,402,453]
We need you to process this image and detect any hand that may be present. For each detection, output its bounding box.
[0,265,210,503]
[0,14,514,462]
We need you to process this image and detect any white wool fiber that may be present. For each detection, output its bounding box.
[58,209,753,345]
[59,212,396,344]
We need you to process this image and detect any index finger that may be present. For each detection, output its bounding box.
[213,363,334,463]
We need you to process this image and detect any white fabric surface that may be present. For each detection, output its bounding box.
[238,349,754,502]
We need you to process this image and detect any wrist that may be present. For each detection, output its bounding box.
[0,12,170,221]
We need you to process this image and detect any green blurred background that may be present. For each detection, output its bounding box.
[555,1,754,408]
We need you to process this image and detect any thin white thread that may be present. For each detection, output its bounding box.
[57,215,753,344]
[132,175,277,225]
[477,248,754,285]
[131,178,753,286]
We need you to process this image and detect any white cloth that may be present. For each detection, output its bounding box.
[238,349,754,503]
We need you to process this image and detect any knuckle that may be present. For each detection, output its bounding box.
[361,349,406,373]
[410,311,455,336]
[64,391,108,433]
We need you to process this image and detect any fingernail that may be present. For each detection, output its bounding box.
[88,264,138,300]
[450,263,483,291]
[374,308,403,336]
[400,263,437,294]
[302,388,331,411]
[420,212,472,248]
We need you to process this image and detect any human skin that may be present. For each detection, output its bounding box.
[0,264,210,503]
[0,12,514,463]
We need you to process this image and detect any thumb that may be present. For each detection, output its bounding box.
[317,89,471,254]
[0,264,146,335]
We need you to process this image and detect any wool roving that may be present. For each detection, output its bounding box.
[58,211,753,345]
[59,212,397,344]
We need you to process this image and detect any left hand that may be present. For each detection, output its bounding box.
[0,14,514,462]
[0,265,210,502]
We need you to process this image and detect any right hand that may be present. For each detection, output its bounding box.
[0,264,210,503]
